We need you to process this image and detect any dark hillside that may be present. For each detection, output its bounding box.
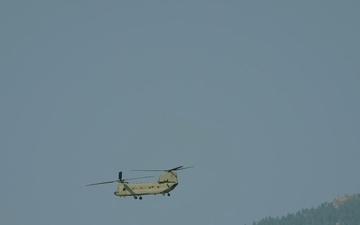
[252,194,360,225]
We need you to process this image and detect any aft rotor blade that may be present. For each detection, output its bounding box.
[131,169,165,172]
[131,166,194,172]
[123,176,155,181]
[131,166,184,172]
[86,180,117,186]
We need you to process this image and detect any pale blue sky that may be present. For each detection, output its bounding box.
[1,1,359,225]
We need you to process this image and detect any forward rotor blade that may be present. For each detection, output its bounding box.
[86,180,117,186]
[167,166,184,171]
[173,166,194,171]
[118,171,122,181]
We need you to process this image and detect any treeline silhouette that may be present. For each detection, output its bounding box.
[251,194,360,225]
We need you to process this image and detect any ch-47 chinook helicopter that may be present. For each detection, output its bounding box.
[86,166,193,200]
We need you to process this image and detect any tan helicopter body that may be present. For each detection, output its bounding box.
[87,166,191,200]
[115,171,178,199]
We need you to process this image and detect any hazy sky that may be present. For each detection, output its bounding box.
[1,1,359,225]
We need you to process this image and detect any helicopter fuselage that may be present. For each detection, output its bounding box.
[114,171,179,198]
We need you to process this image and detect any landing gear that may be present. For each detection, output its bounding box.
[167,193,170,196]
[134,196,138,199]
[139,196,142,200]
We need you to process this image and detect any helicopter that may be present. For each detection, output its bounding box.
[86,166,192,200]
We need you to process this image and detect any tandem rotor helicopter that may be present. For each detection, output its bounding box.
[86,166,193,200]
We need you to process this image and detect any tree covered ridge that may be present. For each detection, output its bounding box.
[252,194,360,225]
